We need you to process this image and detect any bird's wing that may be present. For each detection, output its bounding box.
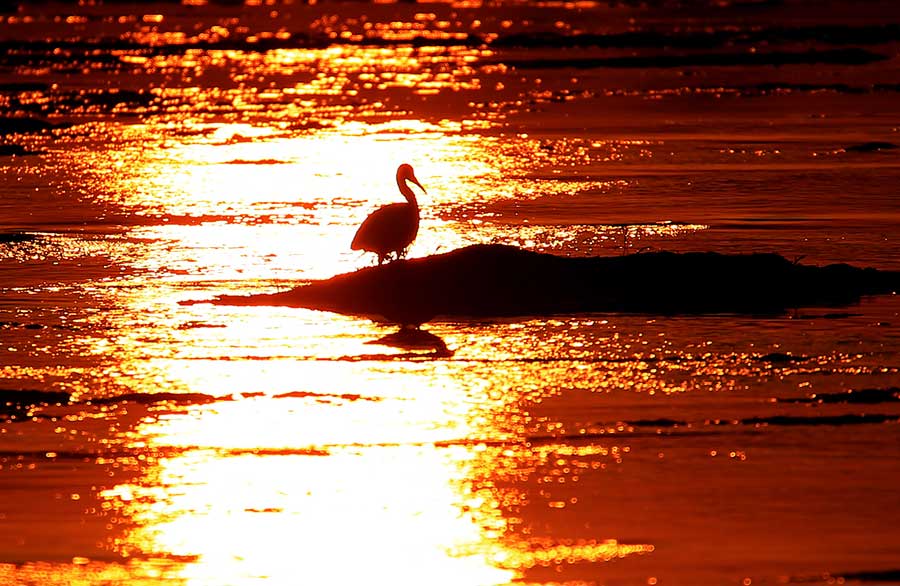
[351,203,412,252]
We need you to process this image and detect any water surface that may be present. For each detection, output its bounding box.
[2,1,900,584]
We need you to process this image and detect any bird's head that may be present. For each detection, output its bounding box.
[397,163,426,195]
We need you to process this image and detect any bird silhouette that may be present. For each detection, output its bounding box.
[351,163,425,265]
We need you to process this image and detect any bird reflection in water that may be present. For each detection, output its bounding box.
[351,163,425,265]
[367,326,453,359]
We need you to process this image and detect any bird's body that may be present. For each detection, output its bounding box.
[351,203,419,263]
[351,164,425,265]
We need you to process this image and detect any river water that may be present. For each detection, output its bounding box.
[1,1,900,584]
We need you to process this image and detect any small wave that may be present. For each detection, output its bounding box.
[0,144,42,156]
[0,389,71,406]
[625,418,687,428]
[85,392,224,406]
[610,410,900,430]
[274,390,379,402]
[0,389,71,421]
[831,569,900,583]
[844,141,899,153]
[780,387,900,405]
[0,82,50,92]
[221,159,290,165]
[749,82,894,94]
[2,87,154,119]
[0,116,69,136]
[813,312,860,319]
[0,389,381,421]
[84,390,375,405]
[0,320,77,331]
[756,352,809,364]
[789,568,900,584]
[741,414,900,426]
[175,321,227,330]
[0,450,98,461]
[0,232,40,244]
[611,419,716,432]
[216,447,329,457]
[0,446,328,461]
[313,350,451,362]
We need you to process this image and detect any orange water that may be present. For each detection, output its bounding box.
[2,1,900,584]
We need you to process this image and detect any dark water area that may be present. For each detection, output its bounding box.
[2,0,900,585]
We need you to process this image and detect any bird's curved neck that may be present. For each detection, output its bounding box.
[398,176,419,208]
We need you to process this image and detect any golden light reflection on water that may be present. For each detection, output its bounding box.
[127,44,489,126]
[104,449,519,586]
[0,29,708,584]
[91,383,653,586]
[5,2,900,584]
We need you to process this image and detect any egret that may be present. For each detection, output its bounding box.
[351,163,426,265]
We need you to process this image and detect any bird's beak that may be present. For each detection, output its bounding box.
[411,176,427,194]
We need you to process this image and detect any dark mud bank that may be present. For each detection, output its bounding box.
[206,245,900,325]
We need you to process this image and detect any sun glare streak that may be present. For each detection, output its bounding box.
[104,448,518,586]
[93,357,654,586]
[97,367,516,585]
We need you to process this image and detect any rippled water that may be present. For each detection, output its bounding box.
[2,1,900,585]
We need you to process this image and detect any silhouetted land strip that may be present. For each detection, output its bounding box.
[490,24,900,50]
[204,245,900,325]
[622,412,900,429]
[497,48,886,70]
